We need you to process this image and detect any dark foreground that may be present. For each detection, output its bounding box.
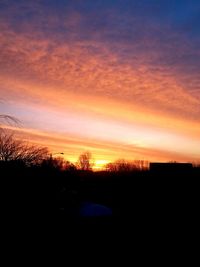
[1,162,200,240]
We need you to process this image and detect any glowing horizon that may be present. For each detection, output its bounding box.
[0,0,200,166]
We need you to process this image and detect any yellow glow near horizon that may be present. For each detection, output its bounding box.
[93,160,110,170]
[2,125,199,165]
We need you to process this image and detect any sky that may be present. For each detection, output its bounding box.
[0,0,200,167]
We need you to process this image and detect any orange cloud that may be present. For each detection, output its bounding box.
[1,26,200,121]
[0,20,200,162]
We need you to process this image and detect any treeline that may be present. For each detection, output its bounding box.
[1,128,200,242]
[0,130,151,172]
[1,129,200,174]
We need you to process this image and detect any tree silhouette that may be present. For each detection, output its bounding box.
[77,151,93,171]
[0,99,20,127]
[0,131,49,165]
[0,115,20,126]
[41,156,77,171]
[106,159,149,172]
[106,159,134,172]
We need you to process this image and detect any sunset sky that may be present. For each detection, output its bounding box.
[0,0,200,168]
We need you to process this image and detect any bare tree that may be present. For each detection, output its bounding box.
[0,115,20,126]
[0,131,49,166]
[77,151,94,171]
[0,98,20,127]
[42,156,76,171]
[133,159,149,170]
[106,159,149,172]
[106,159,135,172]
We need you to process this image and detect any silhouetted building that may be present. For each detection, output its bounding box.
[150,162,193,172]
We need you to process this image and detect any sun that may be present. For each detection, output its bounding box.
[93,159,110,171]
